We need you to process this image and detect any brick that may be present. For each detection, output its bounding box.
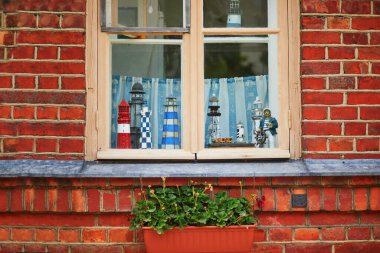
[329,77,355,89]
[0,76,12,88]
[303,122,341,136]
[37,46,58,59]
[61,77,86,90]
[13,106,34,119]
[368,123,380,135]
[12,228,33,241]
[342,1,371,14]
[3,138,34,152]
[6,13,36,28]
[0,105,12,118]
[218,177,243,186]
[0,190,8,212]
[303,92,343,105]
[252,228,266,242]
[323,188,337,211]
[36,229,56,242]
[331,107,357,120]
[302,0,339,13]
[269,228,292,241]
[307,188,321,211]
[15,76,35,89]
[352,176,375,186]
[344,62,368,74]
[328,47,355,59]
[118,189,132,211]
[276,188,290,211]
[98,213,131,226]
[16,122,85,136]
[345,154,380,159]
[339,188,353,211]
[370,187,380,210]
[61,47,85,60]
[261,188,274,211]
[348,93,380,105]
[354,188,367,211]
[309,213,357,225]
[59,229,81,243]
[335,242,380,253]
[109,178,135,186]
[302,107,327,120]
[47,188,58,211]
[329,138,353,151]
[10,188,22,211]
[47,245,69,253]
[0,61,85,75]
[272,177,297,186]
[301,78,325,89]
[327,17,350,29]
[87,189,100,212]
[294,228,319,240]
[17,31,85,44]
[38,76,59,89]
[375,1,380,14]
[301,62,340,75]
[59,139,84,153]
[348,227,371,240]
[39,14,59,28]
[371,34,380,45]
[60,107,85,120]
[83,229,107,243]
[0,228,9,241]
[301,32,340,44]
[357,139,379,152]
[72,189,86,212]
[302,17,325,29]
[24,188,33,211]
[258,213,306,226]
[3,32,15,46]
[71,245,123,253]
[374,227,380,239]
[345,122,366,136]
[102,190,116,212]
[359,77,380,90]
[23,245,45,252]
[8,46,34,59]
[33,188,46,211]
[321,227,345,241]
[323,177,349,186]
[343,33,368,45]
[0,213,95,227]
[36,106,58,120]
[253,244,283,253]
[352,18,380,30]
[302,47,325,60]
[303,138,327,152]
[358,47,380,60]
[285,243,331,253]
[109,229,134,243]
[62,14,85,28]
[361,212,380,224]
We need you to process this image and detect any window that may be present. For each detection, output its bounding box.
[89,0,301,160]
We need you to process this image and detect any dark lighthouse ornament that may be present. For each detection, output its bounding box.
[129,82,145,149]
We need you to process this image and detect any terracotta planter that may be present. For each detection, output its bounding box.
[143,225,256,253]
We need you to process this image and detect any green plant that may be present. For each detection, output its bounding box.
[130,179,260,234]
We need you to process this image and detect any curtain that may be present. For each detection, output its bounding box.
[111,75,268,148]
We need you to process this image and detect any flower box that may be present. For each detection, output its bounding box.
[143,225,256,253]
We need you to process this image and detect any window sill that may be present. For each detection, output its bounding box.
[0,159,379,178]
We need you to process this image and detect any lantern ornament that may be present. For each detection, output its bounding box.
[207,96,221,144]
[117,99,131,149]
[161,96,180,149]
[129,82,145,149]
[227,0,241,27]
[236,121,245,143]
[251,96,263,146]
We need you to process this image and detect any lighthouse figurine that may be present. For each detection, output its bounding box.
[251,96,263,146]
[161,96,180,149]
[129,82,145,149]
[236,121,245,143]
[227,0,241,27]
[140,106,152,149]
[117,99,131,149]
[207,95,221,144]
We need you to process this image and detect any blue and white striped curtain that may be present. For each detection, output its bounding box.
[204,76,269,145]
[111,75,268,148]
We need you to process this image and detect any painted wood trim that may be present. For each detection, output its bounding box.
[85,0,98,160]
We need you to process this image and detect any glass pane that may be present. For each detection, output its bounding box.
[107,0,184,28]
[111,39,182,150]
[204,38,279,149]
[203,0,268,28]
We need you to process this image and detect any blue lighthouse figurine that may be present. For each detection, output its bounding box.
[161,96,180,149]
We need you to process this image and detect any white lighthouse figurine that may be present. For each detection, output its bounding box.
[140,106,152,149]
[236,121,245,143]
[227,0,241,27]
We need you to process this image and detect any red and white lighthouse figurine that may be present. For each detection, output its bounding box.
[117,99,131,149]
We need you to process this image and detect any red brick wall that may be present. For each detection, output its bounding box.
[301,0,380,159]
[0,0,86,160]
[0,177,379,253]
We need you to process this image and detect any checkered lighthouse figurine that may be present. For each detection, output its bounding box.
[161,96,180,149]
[140,106,152,149]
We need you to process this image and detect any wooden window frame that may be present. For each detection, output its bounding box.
[85,0,301,160]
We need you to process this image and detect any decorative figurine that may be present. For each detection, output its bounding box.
[161,96,180,149]
[227,0,241,27]
[129,82,145,149]
[251,96,264,146]
[207,96,221,144]
[236,121,245,143]
[117,99,131,149]
[140,106,152,149]
[258,108,278,148]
